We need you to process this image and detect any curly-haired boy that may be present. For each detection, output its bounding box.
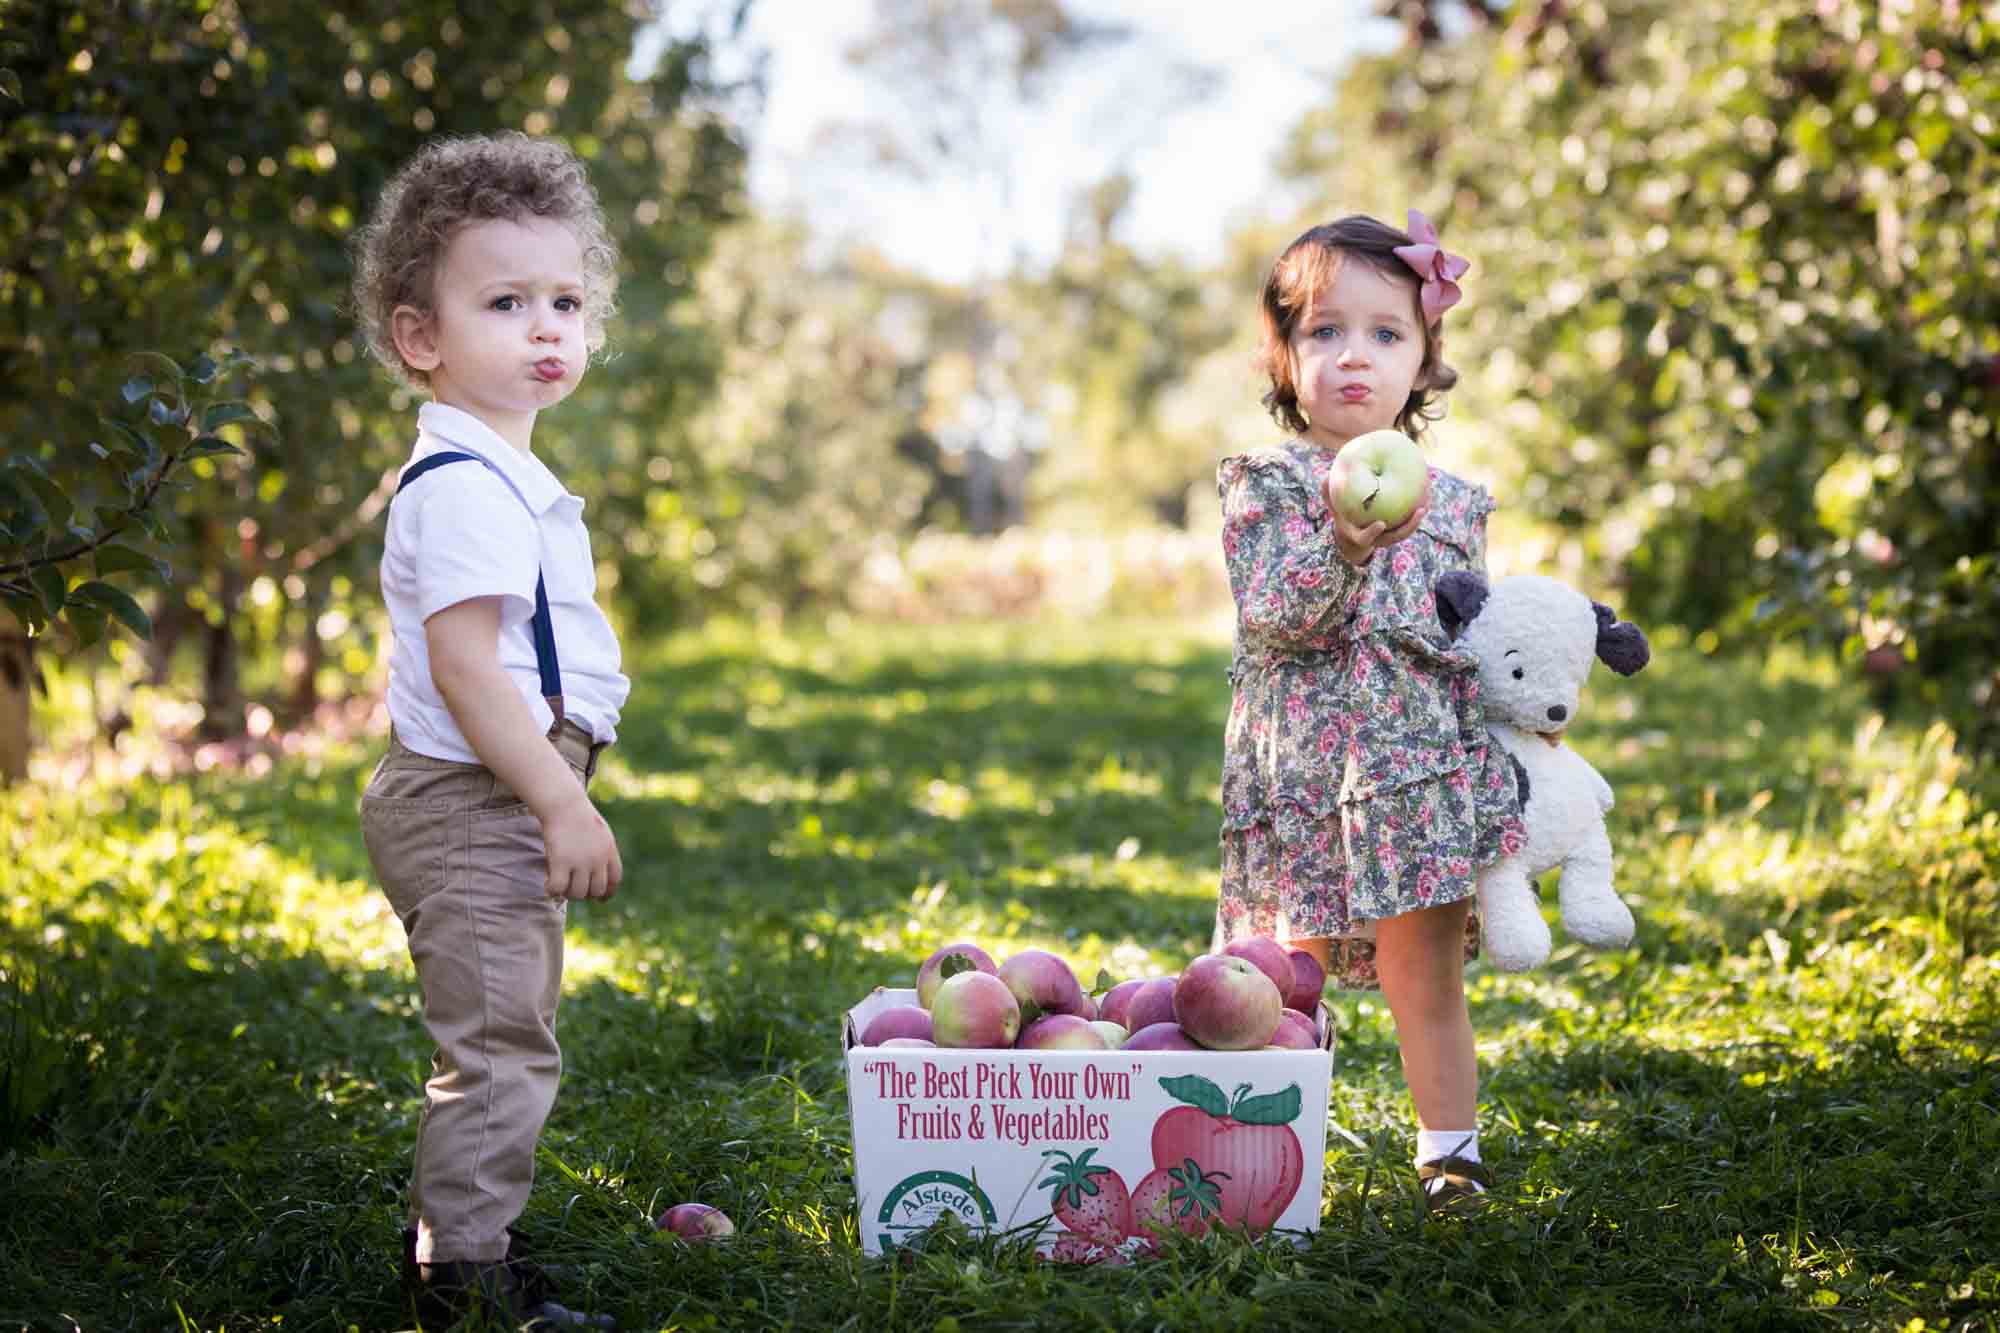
[353,132,627,1330]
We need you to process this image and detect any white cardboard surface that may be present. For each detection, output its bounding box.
[843,987,1334,1258]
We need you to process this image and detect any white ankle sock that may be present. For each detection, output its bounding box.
[1416,1129,1483,1195]
[1415,1129,1480,1167]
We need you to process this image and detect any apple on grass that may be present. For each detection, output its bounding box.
[1329,429,1426,530]
[930,970,1022,1049]
[656,1203,733,1241]
[1174,954,1283,1050]
[916,942,998,1009]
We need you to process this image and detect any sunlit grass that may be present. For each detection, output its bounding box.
[4,617,1997,1329]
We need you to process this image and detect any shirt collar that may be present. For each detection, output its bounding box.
[414,402,567,515]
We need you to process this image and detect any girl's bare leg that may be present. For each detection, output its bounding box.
[1371,898,1477,1131]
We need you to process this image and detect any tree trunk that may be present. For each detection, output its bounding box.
[287,578,326,723]
[146,587,191,686]
[200,564,244,740]
[0,611,31,785]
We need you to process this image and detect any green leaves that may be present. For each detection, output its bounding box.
[70,581,152,639]
[29,565,65,618]
[1294,0,2000,758]
[1227,1083,1302,1127]
[1,350,260,645]
[1158,1075,1305,1125]
[199,402,258,433]
[1159,1074,1229,1118]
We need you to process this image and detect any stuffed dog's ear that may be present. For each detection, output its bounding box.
[1436,571,1489,640]
[1592,602,1650,675]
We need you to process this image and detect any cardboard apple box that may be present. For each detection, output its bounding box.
[842,987,1335,1260]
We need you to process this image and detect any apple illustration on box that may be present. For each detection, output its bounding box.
[1329,429,1427,529]
[1038,1077,1306,1260]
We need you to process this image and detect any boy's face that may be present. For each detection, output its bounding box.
[1287,258,1430,451]
[392,216,588,449]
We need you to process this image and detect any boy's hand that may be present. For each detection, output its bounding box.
[540,790,623,900]
[1325,465,1432,567]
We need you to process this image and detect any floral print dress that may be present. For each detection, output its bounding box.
[1213,438,1526,989]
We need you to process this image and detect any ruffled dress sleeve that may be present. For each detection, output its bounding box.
[1217,450,1368,647]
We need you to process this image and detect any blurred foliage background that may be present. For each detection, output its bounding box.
[2,0,1995,766]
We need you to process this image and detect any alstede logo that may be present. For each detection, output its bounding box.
[877,1168,996,1251]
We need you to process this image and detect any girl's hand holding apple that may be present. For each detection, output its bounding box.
[1325,463,1430,567]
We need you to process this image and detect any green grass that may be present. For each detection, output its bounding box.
[3,617,1997,1331]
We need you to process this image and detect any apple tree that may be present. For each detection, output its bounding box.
[1,0,747,735]
[1288,0,1999,756]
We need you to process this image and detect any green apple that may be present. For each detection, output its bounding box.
[1330,430,1426,529]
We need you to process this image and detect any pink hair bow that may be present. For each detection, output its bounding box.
[1392,209,1470,325]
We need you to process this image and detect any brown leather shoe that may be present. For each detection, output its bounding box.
[1417,1155,1493,1213]
[401,1229,616,1329]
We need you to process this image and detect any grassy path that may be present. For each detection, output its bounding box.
[4,619,1996,1330]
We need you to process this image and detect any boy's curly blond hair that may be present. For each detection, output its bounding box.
[351,132,618,388]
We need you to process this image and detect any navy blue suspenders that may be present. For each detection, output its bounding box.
[395,451,565,728]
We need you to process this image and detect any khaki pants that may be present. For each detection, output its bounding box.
[360,726,598,1265]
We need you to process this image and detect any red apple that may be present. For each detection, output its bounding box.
[1122,977,1178,1033]
[656,1202,734,1241]
[916,942,999,1009]
[1122,1022,1203,1051]
[930,970,1022,1048]
[1283,949,1326,1015]
[1097,979,1146,1029]
[1221,937,1295,1001]
[1075,993,1099,1021]
[1174,954,1282,1050]
[860,1004,933,1046]
[1017,1014,1112,1051]
[997,949,1086,1023]
[1268,1009,1318,1050]
[879,1037,936,1048]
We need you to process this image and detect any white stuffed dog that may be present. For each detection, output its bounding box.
[1436,572,1650,971]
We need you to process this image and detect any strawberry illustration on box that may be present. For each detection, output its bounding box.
[1038,1076,1306,1261]
[1039,1148,1133,1266]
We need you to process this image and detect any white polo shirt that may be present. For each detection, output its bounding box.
[380,403,630,763]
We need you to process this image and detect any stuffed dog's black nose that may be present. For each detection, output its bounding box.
[1546,705,1568,723]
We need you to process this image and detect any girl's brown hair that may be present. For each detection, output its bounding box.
[351,132,618,388]
[1255,215,1459,438]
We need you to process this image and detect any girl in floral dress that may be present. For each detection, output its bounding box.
[1215,211,1525,1208]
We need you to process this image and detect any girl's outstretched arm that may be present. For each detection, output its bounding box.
[1220,455,1368,644]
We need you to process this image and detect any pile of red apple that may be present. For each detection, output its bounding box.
[857,938,1327,1053]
